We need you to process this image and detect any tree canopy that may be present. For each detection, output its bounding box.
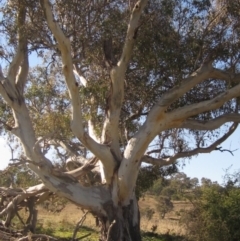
[0,0,240,240]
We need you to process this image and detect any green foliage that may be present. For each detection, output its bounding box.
[155,195,174,219]
[181,174,240,241]
[37,223,98,240]
[142,207,155,221]
[150,172,199,201]
[136,165,179,199]
[150,178,165,196]
[142,232,186,241]
[0,165,39,188]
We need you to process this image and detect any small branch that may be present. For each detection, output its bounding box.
[88,96,100,142]
[142,123,238,167]
[16,211,25,226]
[180,113,240,130]
[146,61,214,124]
[18,234,58,241]
[66,157,99,179]
[72,211,89,241]
[215,146,237,156]
[73,69,88,87]
[106,220,117,241]
[9,157,40,167]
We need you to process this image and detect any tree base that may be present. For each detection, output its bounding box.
[99,198,142,241]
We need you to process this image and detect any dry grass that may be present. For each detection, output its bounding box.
[35,195,193,236]
[139,195,193,236]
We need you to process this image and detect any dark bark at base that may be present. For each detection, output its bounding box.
[99,198,141,241]
[25,197,38,233]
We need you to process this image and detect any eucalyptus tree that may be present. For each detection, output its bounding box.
[0,0,240,240]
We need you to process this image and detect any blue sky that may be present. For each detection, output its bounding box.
[181,127,240,183]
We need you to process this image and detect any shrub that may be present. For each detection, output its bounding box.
[181,181,240,241]
[155,195,173,219]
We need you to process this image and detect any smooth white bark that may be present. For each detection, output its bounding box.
[101,0,148,162]
[41,0,116,184]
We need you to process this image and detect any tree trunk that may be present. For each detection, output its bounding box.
[99,197,141,241]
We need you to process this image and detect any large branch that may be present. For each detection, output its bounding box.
[8,1,28,89]
[101,0,148,160]
[118,72,240,201]
[169,82,240,123]
[40,0,116,183]
[28,164,111,215]
[181,113,240,130]
[146,65,240,128]
[0,184,47,219]
[0,1,28,107]
[125,66,240,163]
[211,68,240,84]
[0,4,53,169]
[142,123,238,167]
[146,61,214,123]
[117,62,217,190]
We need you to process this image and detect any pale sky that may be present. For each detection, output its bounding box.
[181,127,240,184]
[0,127,239,183]
[0,137,11,169]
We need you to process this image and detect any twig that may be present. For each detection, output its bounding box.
[9,157,40,167]
[215,146,238,156]
[77,233,91,240]
[16,211,25,226]
[72,211,89,241]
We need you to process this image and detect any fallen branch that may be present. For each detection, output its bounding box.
[17,233,58,241]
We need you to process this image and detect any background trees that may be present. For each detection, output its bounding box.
[181,172,240,241]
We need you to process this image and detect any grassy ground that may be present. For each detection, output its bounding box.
[16,195,191,240]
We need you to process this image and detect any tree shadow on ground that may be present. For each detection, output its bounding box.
[142,231,188,241]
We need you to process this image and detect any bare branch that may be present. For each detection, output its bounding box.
[119,0,148,70]
[0,185,46,219]
[118,62,218,191]
[32,133,54,168]
[40,0,116,183]
[214,146,237,156]
[101,0,148,161]
[15,51,29,95]
[147,61,214,123]
[73,68,88,87]
[181,113,240,130]
[142,123,238,167]
[88,96,100,142]
[210,68,240,84]
[18,234,58,241]
[72,211,89,241]
[66,157,99,179]
[169,82,240,122]
[8,1,28,88]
